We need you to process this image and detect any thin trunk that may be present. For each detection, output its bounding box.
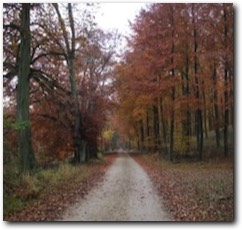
[169,4,175,162]
[160,99,168,155]
[140,120,144,151]
[229,68,233,129]
[212,62,221,147]
[169,92,175,161]
[182,50,190,153]
[17,3,35,172]
[198,110,203,160]
[146,111,150,151]
[80,140,87,162]
[192,4,203,160]
[157,74,163,154]
[153,105,159,151]
[157,96,163,153]
[224,73,229,157]
[223,4,229,157]
[202,90,208,140]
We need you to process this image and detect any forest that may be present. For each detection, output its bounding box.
[115,3,233,161]
[4,3,119,170]
[3,3,233,221]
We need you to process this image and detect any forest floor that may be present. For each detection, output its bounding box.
[4,155,116,221]
[133,153,234,221]
[4,151,234,222]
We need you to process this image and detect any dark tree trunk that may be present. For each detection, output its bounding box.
[182,51,191,153]
[212,62,221,148]
[169,4,175,162]
[169,91,175,161]
[223,4,229,157]
[17,3,35,172]
[224,68,229,157]
[192,4,203,160]
[202,87,208,140]
[160,99,167,155]
[146,111,150,138]
[140,120,144,151]
[153,105,159,151]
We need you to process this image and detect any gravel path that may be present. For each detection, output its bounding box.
[60,153,172,221]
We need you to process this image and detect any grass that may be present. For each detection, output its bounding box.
[3,157,105,218]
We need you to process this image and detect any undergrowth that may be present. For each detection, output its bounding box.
[3,158,102,217]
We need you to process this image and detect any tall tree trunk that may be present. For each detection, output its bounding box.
[157,96,163,153]
[169,4,175,162]
[223,4,229,157]
[192,4,203,160]
[153,105,159,151]
[182,52,191,154]
[212,62,221,147]
[160,99,168,155]
[223,72,229,157]
[202,91,208,140]
[185,53,191,153]
[169,91,175,161]
[146,111,150,151]
[198,110,203,160]
[17,3,35,172]
[181,48,191,154]
[140,120,144,151]
[53,3,83,162]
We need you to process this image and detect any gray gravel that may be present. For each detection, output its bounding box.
[60,153,172,221]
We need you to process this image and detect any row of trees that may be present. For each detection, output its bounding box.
[115,3,233,160]
[3,3,118,172]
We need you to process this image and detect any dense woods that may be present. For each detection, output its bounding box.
[3,3,233,221]
[115,3,233,161]
[3,3,118,171]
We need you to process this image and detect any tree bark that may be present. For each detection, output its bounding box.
[192,4,203,160]
[212,62,221,147]
[139,120,144,152]
[153,105,159,151]
[185,51,191,152]
[53,3,83,162]
[17,3,35,172]
[181,51,191,154]
[223,4,229,157]
[159,98,168,155]
[169,4,175,162]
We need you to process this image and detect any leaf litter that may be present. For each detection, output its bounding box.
[133,154,233,221]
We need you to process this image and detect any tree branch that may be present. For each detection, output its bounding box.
[31,51,67,64]
[3,23,20,31]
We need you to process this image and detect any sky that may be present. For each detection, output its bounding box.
[96,3,147,35]
[94,3,148,55]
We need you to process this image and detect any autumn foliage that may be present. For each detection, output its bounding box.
[3,3,234,221]
[3,3,117,165]
[115,3,233,160]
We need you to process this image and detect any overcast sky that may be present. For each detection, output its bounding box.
[94,3,148,54]
[96,3,147,35]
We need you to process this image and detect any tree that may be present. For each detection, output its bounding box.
[3,3,118,166]
[115,3,233,161]
[17,3,35,172]
[191,4,203,160]
[52,3,82,162]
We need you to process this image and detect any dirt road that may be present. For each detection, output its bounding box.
[60,152,172,221]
